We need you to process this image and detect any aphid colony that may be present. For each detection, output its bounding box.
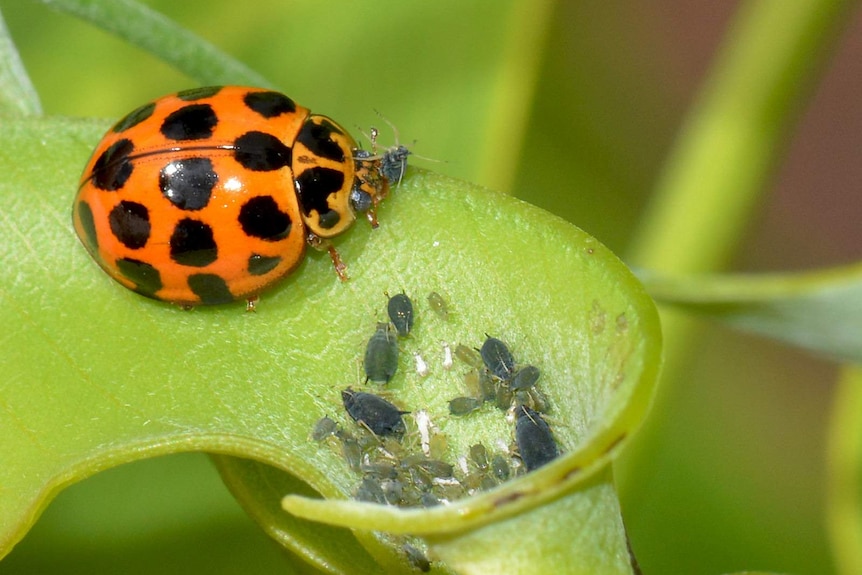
[313,290,560,500]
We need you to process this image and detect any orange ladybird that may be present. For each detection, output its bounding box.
[73,86,399,307]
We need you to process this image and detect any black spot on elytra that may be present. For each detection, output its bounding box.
[75,201,99,253]
[108,201,150,249]
[176,86,222,101]
[238,196,292,241]
[233,131,291,171]
[112,102,155,133]
[247,254,282,276]
[297,118,346,162]
[188,273,234,304]
[159,157,218,211]
[294,167,344,228]
[170,218,217,267]
[161,104,218,141]
[91,139,135,191]
[116,258,163,297]
[243,91,296,118]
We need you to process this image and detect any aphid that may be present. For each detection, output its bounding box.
[380,478,404,506]
[354,476,386,504]
[420,491,441,507]
[432,478,466,502]
[339,434,363,473]
[341,387,407,437]
[463,370,483,398]
[364,119,412,187]
[387,292,414,337]
[429,433,449,461]
[480,475,497,491]
[494,382,514,411]
[427,291,449,320]
[491,453,511,481]
[380,144,411,186]
[403,543,431,573]
[409,465,433,492]
[469,443,489,470]
[510,365,541,390]
[515,387,551,413]
[454,344,483,369]
[448,396,482,416]
[461,471,484,491]
[311,416,338,442]
[364,322,399,384]
[515,405,559,471]
[360,461,398,480]
[478,370,498,402]
[480,335,516,380]
[401,454,454,479]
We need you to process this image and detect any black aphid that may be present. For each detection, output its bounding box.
[515,405,559,471]
[341,387,407,436]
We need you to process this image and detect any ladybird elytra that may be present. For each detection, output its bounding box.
[73,86,392,306]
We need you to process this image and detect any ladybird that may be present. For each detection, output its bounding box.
[73,86,394,306]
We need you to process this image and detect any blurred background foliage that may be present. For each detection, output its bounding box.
[1,1,860,573]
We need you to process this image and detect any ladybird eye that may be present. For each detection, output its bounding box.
[350,189,373,213]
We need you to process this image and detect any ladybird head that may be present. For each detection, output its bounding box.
[350,148,390,228]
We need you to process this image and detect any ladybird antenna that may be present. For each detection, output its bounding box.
[373,109,402,145]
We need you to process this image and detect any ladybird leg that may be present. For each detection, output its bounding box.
[246,295,259,313]
[307,233,349,281]
[327,244,348,281]
[363,174,389,229]
[365,207,380,228]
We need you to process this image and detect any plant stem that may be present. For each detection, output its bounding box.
[628,0,857,274]
[0,7,42,117]
[616,0,859,555]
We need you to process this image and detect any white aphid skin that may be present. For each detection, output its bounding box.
[415,410,433,457]
[431,476,462,487]
[457,455,470,475]
[441,341,454,370]
[413,352,430,377]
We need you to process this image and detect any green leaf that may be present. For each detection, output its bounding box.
[639,264,862,362]
[827,367,862,575]
[37,0,271,87]
[0,114,661,573]
[0,6,41,117]
[424,471,635,575]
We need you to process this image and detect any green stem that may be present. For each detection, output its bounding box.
[0,6,42,117]
[628,0,857,273]
[827,366,862,575]
[476,0,556,193]
[617,0,858,556]
[38,0,272,88]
